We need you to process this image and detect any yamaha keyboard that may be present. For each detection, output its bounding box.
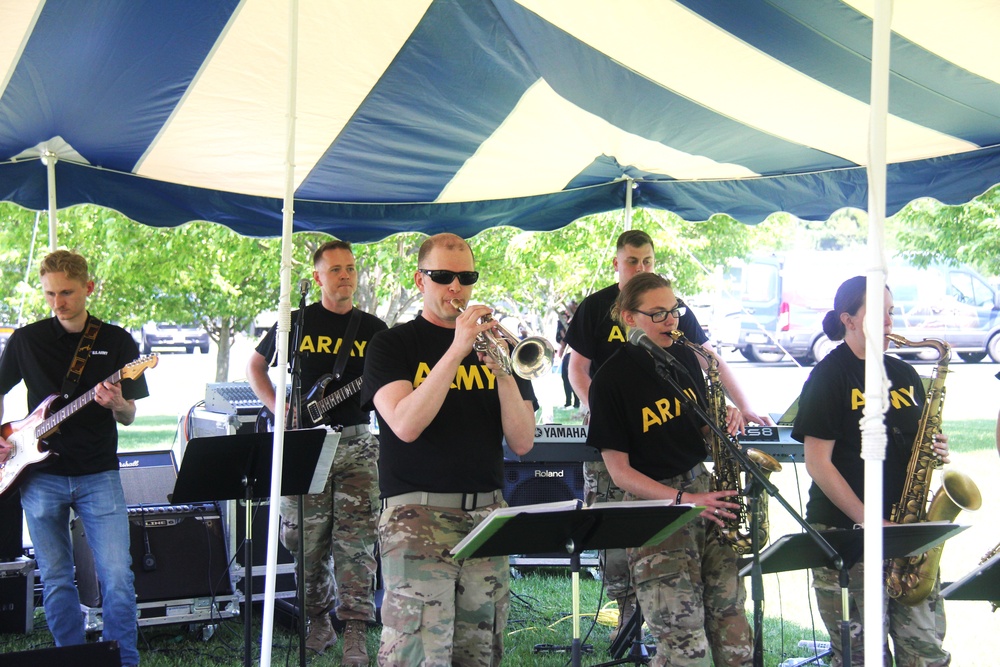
[504,423,804,463]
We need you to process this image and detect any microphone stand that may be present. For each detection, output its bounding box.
[646,356,844,667]
[288,286,308,667]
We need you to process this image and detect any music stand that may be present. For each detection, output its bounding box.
[452,499,703,667]
[170,429,332,667]
[941,548,1000,606]
[741,522,966,667]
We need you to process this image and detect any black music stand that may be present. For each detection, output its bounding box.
[452,499,703,667]
[941,548,1000,606]
[741,522,966,667]
[170,429,332,667]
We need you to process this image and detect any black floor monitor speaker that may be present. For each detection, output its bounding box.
[74,504,233,605]
[1,640,120,667]
[503,460,585,508]
[0,491,24,561]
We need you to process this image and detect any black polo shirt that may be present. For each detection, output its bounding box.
[0,316,149,476]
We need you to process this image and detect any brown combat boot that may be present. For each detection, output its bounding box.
[340,620,369,666]
[608,594,637,645]
[305,612,337,654]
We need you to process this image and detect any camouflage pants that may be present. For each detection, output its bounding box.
[584,459,632,601]
[377,502,510,667]
[810,526,950,667]
[625,470,752,667]
[279,427,379,621]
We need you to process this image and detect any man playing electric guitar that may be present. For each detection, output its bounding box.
[246,240,386,663]
[0,250,150,667]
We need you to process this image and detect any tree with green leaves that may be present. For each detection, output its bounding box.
[892,185,1000,276]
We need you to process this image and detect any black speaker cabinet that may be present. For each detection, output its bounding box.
[74,504,233,605]
[1,640,120,666]
[502,461,586,564]
[0,491,24,561]
[502,461,585,507]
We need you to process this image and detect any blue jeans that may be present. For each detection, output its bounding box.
[21,471,138,667]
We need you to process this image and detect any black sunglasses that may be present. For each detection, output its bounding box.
[417,269,480,285]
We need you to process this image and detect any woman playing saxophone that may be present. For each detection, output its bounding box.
[585,273,752,667]
[791,276,952,667]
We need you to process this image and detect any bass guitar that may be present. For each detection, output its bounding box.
[0,355,158,498]
[255,374,363,432]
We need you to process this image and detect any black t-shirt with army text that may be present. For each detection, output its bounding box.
[791,342,925,528]
[563,283,709,376]
[255,302,387,427]
[586,344,708,481]
[360,315,537,498]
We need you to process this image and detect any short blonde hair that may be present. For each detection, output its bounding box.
[40,250,89,283]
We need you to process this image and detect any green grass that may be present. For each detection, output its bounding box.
[0,571,830,666]
[941,418,994,454]
[6,417,989,664]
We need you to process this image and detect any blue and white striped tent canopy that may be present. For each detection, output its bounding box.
[2,0,1000,241]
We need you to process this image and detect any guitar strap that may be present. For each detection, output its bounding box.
[61,315,103,400]
[332,309,361,381]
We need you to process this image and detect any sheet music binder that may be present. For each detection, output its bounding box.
[452,499,703,560]
[941,548,1000,602]
[740,521,966,576]
[169,429,333,504]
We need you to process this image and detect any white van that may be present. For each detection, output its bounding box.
[723,251,1000,364]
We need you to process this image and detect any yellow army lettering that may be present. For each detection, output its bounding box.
[850,385,918,411]
[299,336,367,356]
[412,362,498,390]
[640,388,699,433]
[607,325,627,343]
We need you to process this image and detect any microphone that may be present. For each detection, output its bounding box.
[628,328,679,369]
[298,279,312,297]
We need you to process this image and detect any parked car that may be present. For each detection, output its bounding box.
[140,322,209,354]
[722,251,1000,364]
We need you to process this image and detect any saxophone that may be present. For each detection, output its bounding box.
[884,334,982,605]
[668,331,782,554]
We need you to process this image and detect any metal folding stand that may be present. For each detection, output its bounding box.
[941,546,1000,608]
[741,522,966,667]
[170,429,332,667]
[452,499,702,667]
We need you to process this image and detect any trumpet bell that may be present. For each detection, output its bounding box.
[511,336,555,379]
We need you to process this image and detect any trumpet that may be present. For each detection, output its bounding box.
[450,299,554,379]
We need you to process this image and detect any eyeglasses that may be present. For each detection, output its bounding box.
[417,269,480,286]
[634,305,687,323]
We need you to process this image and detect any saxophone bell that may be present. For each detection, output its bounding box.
[883,334,981,605]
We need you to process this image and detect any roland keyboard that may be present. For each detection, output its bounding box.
[504,424,804,463]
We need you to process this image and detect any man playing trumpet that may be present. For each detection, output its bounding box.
[361,232,537,666]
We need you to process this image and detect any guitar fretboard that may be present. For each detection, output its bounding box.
[35,368,124,438]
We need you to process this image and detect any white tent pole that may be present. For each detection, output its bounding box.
[261,0,300,664]
[624,177,634,231]
[41,150,57,250]
[863,1,892,665]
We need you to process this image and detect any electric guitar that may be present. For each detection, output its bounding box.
[255,374,363,433]
[0,355,159,498]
